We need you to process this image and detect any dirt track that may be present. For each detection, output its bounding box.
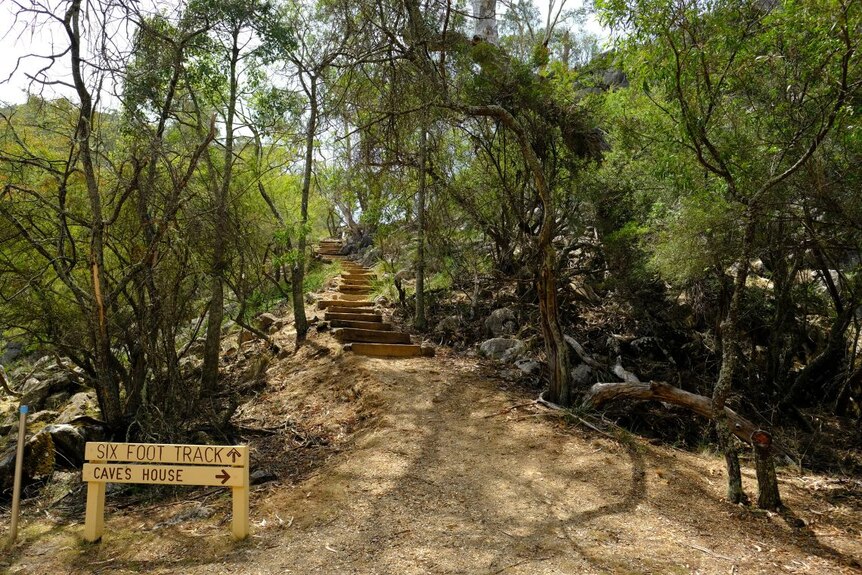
[3,336,861,574]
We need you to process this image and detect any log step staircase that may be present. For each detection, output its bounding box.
[315,239,434,358]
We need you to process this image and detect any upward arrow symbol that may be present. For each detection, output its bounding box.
[226,448,241,463]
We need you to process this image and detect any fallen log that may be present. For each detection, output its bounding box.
[584,380,761,447]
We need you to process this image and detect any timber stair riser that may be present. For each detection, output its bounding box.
[329,320,393,331]
[317,300,374,309]
[325,312,383,322]
[325,307,380,315]
[343,343,434,358]
[339,287,373,294]
[333,294,373,301]
[334,329,412,345]
[341,282,373,289]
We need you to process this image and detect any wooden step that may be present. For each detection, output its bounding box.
[344,343,435,358]
[330,320,393,331]
[334,328,412,344]
[317,300,373,310]
[325,312,382,322]
[341,280,372,288]
[339,287,373,294]
[326,306,379,315]
[333,293,372,301]
[341,268,370,275]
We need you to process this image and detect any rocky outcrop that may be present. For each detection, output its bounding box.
[479,338,526,362]
[484,308,516,337]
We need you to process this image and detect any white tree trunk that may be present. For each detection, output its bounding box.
[472,0,498,43]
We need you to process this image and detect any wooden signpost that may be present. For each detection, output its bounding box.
[82,442,249,542]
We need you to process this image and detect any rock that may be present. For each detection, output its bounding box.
[0,409,58,435]
[316,322,330,332]
[0,416,13,435]
[255,313,280,331]
[221,319,236,335]
[500,368,521,381]
[28,409,60,426]
[0,431,54,493]
[750,258,766,275]
[44,391,71,411]
[186,338,206,355]
[237,330,256,346]
[420,345,436,358]
[571,363,594,387]
[20,372,78,411]
[602,68,629,89]
[38,424,87,468]
[515,359,542,376]
[305,292,319,305]
[56,391,99,424]
[374,295,390,306]
[250,469,277,485]
[484,308,517,337]
[358,247,380,266]
[435,315,461,335]
[479,338,526,362]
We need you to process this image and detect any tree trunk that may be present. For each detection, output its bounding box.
[65,0,124,432]
[414,125,427,330]
[201,27,240,395]
[292,73,318,344]
[463,104,572,406]
[752,430,782,509]
[472,0,498,43]
[712,215,756,504]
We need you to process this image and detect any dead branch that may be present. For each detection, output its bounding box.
[584,380,766,448]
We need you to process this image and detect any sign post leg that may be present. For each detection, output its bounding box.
[231,464,249,540]
[84,481,106,542]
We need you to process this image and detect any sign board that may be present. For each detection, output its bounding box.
[82,442,249,542]
[85,442,248,466]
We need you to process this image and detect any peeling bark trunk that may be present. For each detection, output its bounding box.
[472,0,498,43]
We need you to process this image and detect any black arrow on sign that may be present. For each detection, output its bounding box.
[216,469,231,485]
[226,448,241,463]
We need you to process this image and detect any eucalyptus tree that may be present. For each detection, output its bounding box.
[0,0,215,432]
[197,0,293,394]
[281,0,348,343]
[395,0,602,405]
[597,0,861,507]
